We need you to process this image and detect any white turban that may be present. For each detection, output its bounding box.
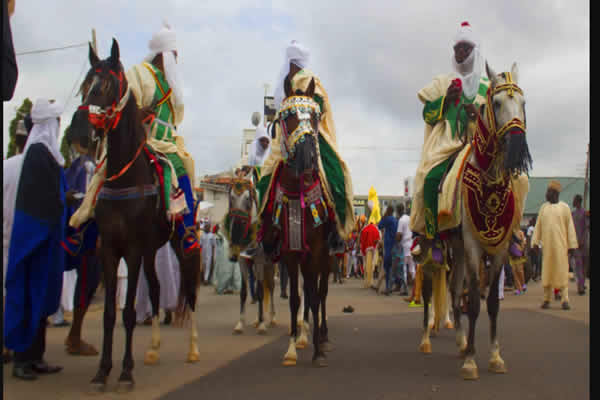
[247,124,271,167]
[23,99,65,166]
[451,21,484,99]
[145,20,183,107]
[274,40,310,111]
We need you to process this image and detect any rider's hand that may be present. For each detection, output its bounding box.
[465,103,479,120]
[446,81,462,105]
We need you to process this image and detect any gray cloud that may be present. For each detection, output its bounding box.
[4,0,588,195]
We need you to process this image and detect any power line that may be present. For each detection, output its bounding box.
[16,42,88,56]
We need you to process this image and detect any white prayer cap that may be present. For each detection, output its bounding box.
[25,98,65,166]
[31,98,64,123]
[274,40,311,111]
[453,21,479,48]
[146,20,177,61]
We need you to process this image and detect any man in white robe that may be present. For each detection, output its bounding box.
[532,180,578,310]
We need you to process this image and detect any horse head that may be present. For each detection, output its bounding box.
[226,174,258,262]
[80,38,131,140]
[484,62,532,176]
[277,77,320,179]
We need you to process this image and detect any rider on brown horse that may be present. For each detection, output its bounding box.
[67,21,199,256]
[256,40,355,255]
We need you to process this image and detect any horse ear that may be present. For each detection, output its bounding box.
[89,42,100,67]
[486,61,497,87]
[511,62,519,84]
[306,78,315,98]
[110,38,120,66]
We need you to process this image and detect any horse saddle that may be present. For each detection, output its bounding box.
[142,146,184,219]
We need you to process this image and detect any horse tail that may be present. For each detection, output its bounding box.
[432,265,448,332]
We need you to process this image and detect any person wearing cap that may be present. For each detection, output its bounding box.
[531,180,578,310]
[410,21,490,266]
[257,40,355,255]
[5,99,66,380]
[69,21,199,256]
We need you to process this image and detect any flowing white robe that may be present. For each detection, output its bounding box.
[3,154,23,289]
[135,243,181,322]
[531,201,578,288]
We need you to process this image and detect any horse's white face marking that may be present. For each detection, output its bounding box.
[83,76,100,105]
[487,62,526,132]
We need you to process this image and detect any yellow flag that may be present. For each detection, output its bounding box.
[367,186,381,225]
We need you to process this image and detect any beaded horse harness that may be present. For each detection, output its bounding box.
[271,95,330,252]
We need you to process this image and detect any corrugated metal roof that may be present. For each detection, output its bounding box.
[523,176,588,215]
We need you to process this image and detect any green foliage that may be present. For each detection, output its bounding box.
[6,98,32,158]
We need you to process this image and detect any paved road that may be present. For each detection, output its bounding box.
[2,277,589,400]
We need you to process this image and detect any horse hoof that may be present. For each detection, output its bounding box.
[257,322,267,335]
[187,351,201,363]
[461,361,479,380]
[296,336,308,349]
[320,341,334,353]
[116,380,135,393]
[269,319,277,328]
[144,349,160,365]
[282,357,296,367]
[445,321,454,330]
[253,320,260,328]
[88,382,107,394]
[312,356,328,368]
[419,342,432,354]
[489,358,507,374]
[233,322,244,334]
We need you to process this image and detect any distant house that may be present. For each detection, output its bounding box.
[521,176,589,226]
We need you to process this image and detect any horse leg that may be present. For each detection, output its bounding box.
[141,251,161,366]
[307,270,326,367]
[267,262,277,327]
[419,274,434,354]
[459,231,483,380]
[256,275,266,334]
[283,262,299,366]
[182,251,201,363]
[319,267,333,353]
[296,280,310,349]
[448,239,467,357]
[487,255,507,374]
[234,261,249,334]
[90,249,119,392]
[117,252,143,392]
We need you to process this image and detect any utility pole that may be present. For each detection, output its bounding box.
[91,28,97,53]
[584,142,589,210]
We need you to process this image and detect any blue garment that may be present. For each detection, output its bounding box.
[378,215,398,253]
[65,155,92,211]
[5,144,67,352]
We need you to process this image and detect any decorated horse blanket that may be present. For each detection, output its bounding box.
[437,122,529,254]
[258,164,333,258]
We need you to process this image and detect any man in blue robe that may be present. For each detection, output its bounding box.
[5,99,66,380]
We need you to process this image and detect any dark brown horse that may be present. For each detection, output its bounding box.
[80,39,201,392]
[261,78,333,367]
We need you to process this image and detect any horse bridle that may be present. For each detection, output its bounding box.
[228,178,258,240]
[276,95,321,163]
[79,67,131,134]
[483,72,526,139]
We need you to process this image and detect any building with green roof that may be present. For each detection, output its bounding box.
[521,176,589,227]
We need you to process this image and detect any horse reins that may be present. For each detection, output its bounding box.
[79,67,145,183]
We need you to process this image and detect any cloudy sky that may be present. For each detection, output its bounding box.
[4,0,589,196]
